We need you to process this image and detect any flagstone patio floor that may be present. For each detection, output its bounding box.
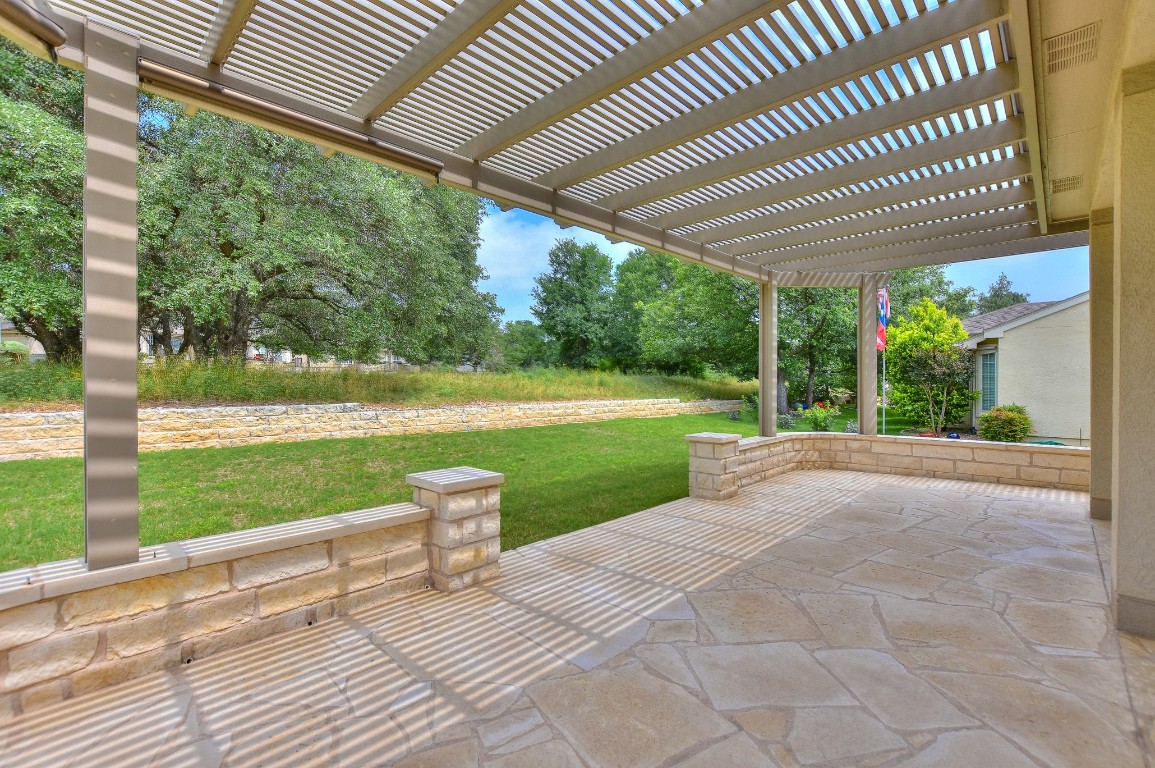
[1,469,1152,767]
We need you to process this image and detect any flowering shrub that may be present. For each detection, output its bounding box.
[805,401,841,431]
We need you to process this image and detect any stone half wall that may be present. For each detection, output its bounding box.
[0,466,505,722]
[687,432,1091,501]
[0,399,741,461]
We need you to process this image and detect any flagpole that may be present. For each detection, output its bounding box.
[882,348,887,435]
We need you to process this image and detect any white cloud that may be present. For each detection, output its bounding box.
[476,206,636,322]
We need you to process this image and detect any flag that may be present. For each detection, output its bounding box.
[876,287,890,351]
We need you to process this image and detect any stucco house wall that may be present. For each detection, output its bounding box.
[969,299,1091,444]
[995,301,1090,442]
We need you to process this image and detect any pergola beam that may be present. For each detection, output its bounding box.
[656,116,1025,231]
[201,0,258,67]
[536,0,1008,191]
[597,63,1020,212]
[350,0,520,122]
[728,184,1035,256]
[750,207,1038,269]
[1007,0,1049,233]
[792,221,1050,272]
[455,0,779,161]
[818,229,1088,272]
[704,154,1031,246]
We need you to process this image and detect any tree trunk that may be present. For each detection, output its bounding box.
[776,367,789,415]
[805,347,817,407]
[20,315,82,362]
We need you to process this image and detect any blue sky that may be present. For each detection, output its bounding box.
[476,206,1089,323]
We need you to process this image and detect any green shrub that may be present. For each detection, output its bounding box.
[844,420,859,434]
[805,402,841,431]
[777,411,797,429]
[978,404,1034,443]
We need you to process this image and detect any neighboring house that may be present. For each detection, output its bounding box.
[962,293,1090,444]
[0,317,46,361]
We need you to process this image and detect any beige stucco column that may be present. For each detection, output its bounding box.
[1089,208,1114,520]
[758,275,778,438]
[857,275,879,436]
[1112,62,1155,636]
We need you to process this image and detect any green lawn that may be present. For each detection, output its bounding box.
[0,407,924,571]
[0,412,758,571]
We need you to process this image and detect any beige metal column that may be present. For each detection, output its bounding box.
[1089,208,1114,521]
[1113,62,1155,636]
[758,275,778,438]
[83,20,140,570]
[857,275,879,436]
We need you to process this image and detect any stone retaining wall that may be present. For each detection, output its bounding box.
[0,398,741,461]
[687,432,1091,501]
[0,466,505,722]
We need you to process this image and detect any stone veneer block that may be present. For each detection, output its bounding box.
[686,433,1089,501]
[0,500,438,721]
[408,467,504,593]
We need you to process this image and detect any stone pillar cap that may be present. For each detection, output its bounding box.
[406,466,505,493]
[685,432,743,444]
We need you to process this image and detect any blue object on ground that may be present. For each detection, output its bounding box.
[947,432,961,439]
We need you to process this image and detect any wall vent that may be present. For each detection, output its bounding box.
[1044,22,1101,74]
[1051,175,1083,195]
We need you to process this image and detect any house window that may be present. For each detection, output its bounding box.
[981,351,997,410]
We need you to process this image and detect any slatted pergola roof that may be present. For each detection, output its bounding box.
[16,0,1088,281]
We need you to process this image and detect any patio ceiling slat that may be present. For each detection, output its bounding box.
[748,205,1037,266]
[720,184,1036,255]
[455,0,779,160]
[821,229,1088,272]
[597,61,1018,213]
[785,216,1044,270]
[661,114,1024,232]
[699,153,1030,245]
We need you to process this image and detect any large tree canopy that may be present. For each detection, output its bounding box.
[976,272,1030,314]
[0,41,499,363]
[139,111,497,361]
[637,260,759,379]
[530,239,613,369]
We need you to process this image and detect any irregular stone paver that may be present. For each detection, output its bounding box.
[788,707,907,764]
[688,589,820,642]
[685,643,854,710]
[876,596,1027,652]
[0,469,1150,767]
[799,593,891,648]
[924,671,1145,767]
[1004,600,1110,651]
[814,649,977,730]
[528,664,733,768]
[675,733,780,767]
[893,730,1039,768]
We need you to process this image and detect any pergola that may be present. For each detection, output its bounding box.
[1,0,1151,636]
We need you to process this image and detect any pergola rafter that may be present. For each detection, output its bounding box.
[727,183,1036,256]
[350,0,520,122]
[455,0,781,161]
[200,0,257,66]
[702,154,1032,248]
[597,62,1019,213]
[536,0,1009,191]
[656,115,1025,232]
[750,206,1038,268]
